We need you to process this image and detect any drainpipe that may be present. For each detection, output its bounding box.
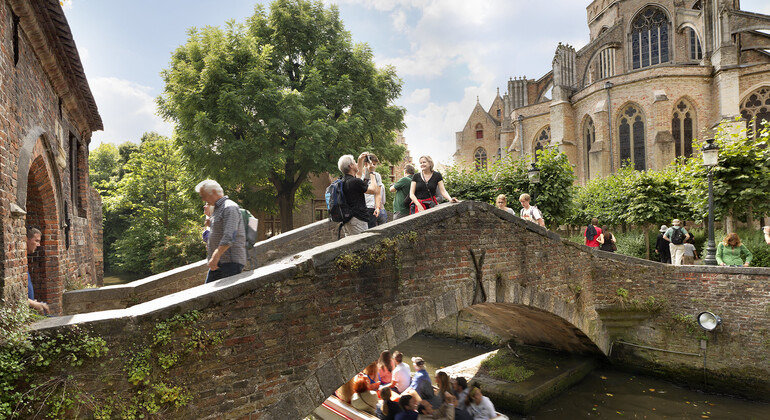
[518,114,524,156]
[604,81,614,173]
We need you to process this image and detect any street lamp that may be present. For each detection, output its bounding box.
[702,138,719,266]
[528,162,540,204]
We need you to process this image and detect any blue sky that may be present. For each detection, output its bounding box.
[63,0,770,165]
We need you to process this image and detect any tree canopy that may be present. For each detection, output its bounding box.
[158,0,406,231]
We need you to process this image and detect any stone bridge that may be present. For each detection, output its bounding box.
[33,202,770,419]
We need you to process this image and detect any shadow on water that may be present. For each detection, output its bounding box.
[398,333,770,419]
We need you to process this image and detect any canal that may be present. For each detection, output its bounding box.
[397,333,769,419]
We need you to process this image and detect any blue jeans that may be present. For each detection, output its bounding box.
[205,262,244,284]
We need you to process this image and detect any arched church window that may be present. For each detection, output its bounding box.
[475,123,483,139]
[534,126,550,161]
[474,148,488,171]
[692,1,702,10]
[741,87,770,138]
[584,117,595,181]
[672,101,695,158]
[631,6,670,70]
[688,29,702,60]
[618,105,646,170]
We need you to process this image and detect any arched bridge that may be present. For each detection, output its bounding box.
[34,202,770,418]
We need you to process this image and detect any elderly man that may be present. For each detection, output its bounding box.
[337,153,380,237]
[664,219,690,266]
[195,180,247,283]
[26,227,50,315]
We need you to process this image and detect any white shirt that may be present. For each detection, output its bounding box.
[364,172,384,209]
[469,396,496,420]
[391,362,411,393]
[520,205,542,221]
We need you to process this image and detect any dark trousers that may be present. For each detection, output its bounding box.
[205,262,244,284]
[366,207,377,228]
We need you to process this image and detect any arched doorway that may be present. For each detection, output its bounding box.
[25,149,62,313]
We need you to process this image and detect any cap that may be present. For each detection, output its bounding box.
[672,219,681,226]
[411,356,425,366]
[659,225,668,233]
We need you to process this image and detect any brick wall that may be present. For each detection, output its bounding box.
[32,202,770,418]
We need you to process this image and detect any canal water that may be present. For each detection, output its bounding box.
[397,333,770,419]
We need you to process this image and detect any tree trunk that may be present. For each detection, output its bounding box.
[277,191,295,234]
[726,207,735,234]
[747,203,754,229]
[644,224,650,260]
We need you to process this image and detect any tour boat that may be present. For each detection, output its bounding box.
[314,393,510,420]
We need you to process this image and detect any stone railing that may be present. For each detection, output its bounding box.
[62,219,339,314]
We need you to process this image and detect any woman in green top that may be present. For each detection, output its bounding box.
[716,233,753,267]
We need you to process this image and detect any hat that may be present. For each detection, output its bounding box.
[659,225,668,233]
[411,356,425,366]
[672,219,681,226]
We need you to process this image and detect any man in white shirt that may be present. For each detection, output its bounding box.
[391,350,411,394]
[362,153,384,227]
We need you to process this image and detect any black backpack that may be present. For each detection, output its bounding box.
[325,178,353,223]
[586,224,597,241]
[671,227,685,245]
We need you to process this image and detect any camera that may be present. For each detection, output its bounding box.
[364,154,371,163]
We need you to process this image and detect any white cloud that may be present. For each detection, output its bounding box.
[405,88,431,104]
[88,77,173,148]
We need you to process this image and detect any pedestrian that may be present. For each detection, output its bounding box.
[391,164,415,220]
[519,193,545,227]
[599,225,616,252]
[337,154,380,237]
[664,219,690,266]
[195,179,247,283]
[26,227,50,315]
[716,233,753,267]
[362,153,386,227]
[655,225,671,264]
[495,194,515,215]
[683,236,699,265]
[409,155,458,214]
[584,218,603,248]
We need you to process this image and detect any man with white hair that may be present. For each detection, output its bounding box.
[337,153,380,236]
[195,179,247,283]
[663,219,690,266]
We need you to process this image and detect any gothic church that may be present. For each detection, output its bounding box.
[455,0,770,183]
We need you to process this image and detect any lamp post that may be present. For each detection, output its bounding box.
[702,138,720,266]
[527,162,541,204]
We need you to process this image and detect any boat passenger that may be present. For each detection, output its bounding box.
[364,362,382,391]
[377,386,402,420]
[417,393,458,420]
[352,375,379,415]
[453,377,469,412]
[436,372,454,402]
[404,357,435,402]
[378,350,396,386]
[467,386,496,420]
[391,351,412,393]
[335,377,356,404]
[396,395,419,420]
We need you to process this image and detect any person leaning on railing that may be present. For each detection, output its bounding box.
[716,233,753,267]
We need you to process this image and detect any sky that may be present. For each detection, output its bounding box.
[62,0,770,166]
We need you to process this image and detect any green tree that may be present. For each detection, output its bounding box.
[158,0,406,232]
[109,133,204,274]
[529,148,575,228]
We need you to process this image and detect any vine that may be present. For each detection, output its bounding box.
[333,231,418,281]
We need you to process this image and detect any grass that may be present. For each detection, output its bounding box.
[480,348,534,383]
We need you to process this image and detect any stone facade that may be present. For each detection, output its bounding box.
[455,0,770,184]
[0,0,102,313]
[30,202,770,418]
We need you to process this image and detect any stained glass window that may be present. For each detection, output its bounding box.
[631,7,670,70]
[618,105,646,170]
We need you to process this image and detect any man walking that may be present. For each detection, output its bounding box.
[195,180,247,283]
[337,154,379,237]
[26,227,50,315]
[664,219,690,266]
[390,164,415,220]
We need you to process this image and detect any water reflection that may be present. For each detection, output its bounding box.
[397,333,769,419]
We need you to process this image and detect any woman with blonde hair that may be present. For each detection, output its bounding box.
[495,194,515,215]
[409,155,458,214]
[716,233,753,267]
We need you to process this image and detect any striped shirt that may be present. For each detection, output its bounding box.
[207,196,247,266]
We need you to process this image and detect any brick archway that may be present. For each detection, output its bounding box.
[25,139,62,313]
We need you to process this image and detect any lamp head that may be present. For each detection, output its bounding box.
[527,162,541,184]
[697,311,722,331]
[702,138,719,168]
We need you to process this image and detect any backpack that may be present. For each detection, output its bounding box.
[325,178,353,223]
[671,227,685,245]
[239,208,259,248]
[586,224,597,241]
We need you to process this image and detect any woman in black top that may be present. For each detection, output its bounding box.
[409,155,458,214]
[599,225,616,252]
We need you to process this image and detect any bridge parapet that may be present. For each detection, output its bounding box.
[30,202,770,418]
